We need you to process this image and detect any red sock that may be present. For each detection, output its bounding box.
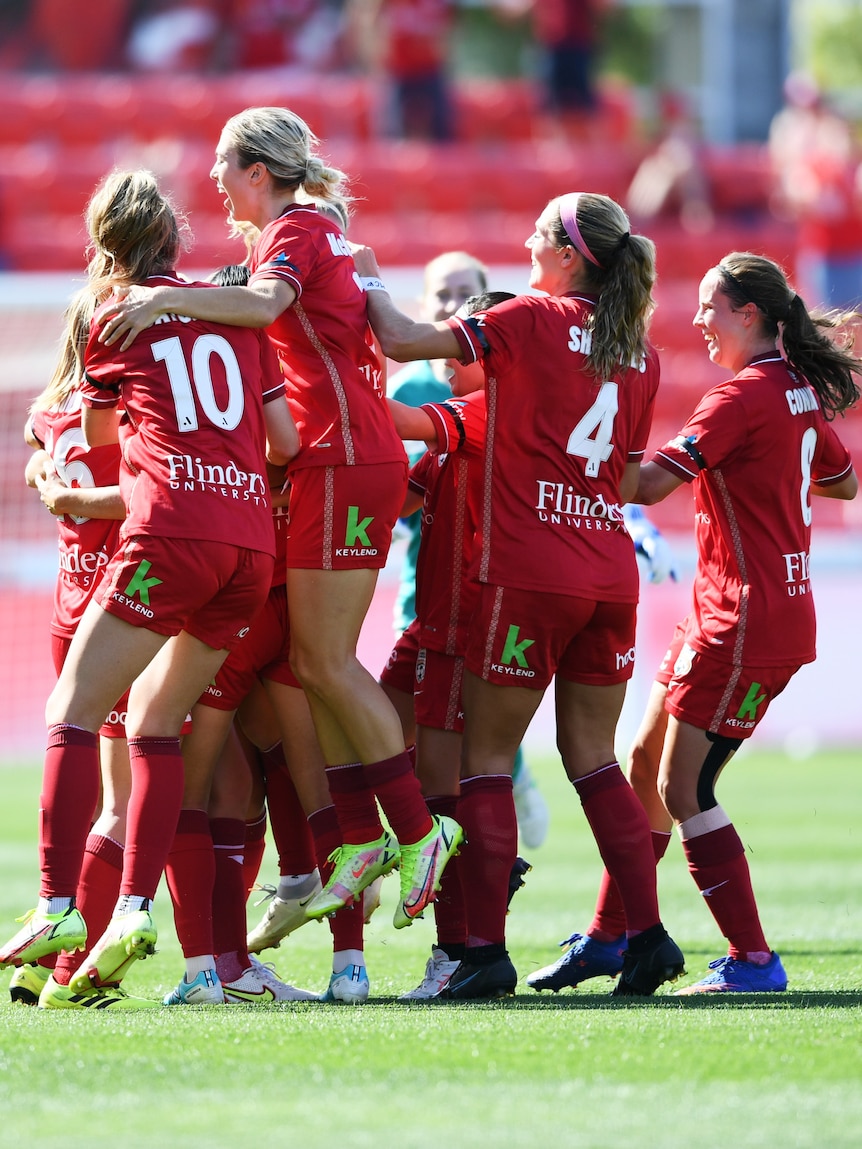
[681,823,769,958]
[121,737,184,900]
[263,751,316,875]
[39,724,101,898]
[164,809,214,958]
[589,830,672,941]
[363,751,432,844]
[573,763,660,935]
[53,833,123,986]
[211,817,251,970]
[456,775,516,948]
[243,812,267,896]
[325,763,383,843]
[308,805,364,952]
[427,794,466,949]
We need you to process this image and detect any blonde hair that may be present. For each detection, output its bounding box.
[85,169,190,296]
[549,193,657,381]
[30,288,97,414]
[222,106,351,250]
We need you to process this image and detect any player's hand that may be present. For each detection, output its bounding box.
[35,471,69,516]
[97,285,162,351]
[349,242,381,278]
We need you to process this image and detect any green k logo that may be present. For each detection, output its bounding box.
[345,505,373,548]
[124,559,163,606]
[500,624,534,669]
[736,681,767,721]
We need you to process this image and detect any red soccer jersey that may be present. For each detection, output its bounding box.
[652,354,854,666]
[81,274,281,555]
[410,392,487,654]
[248,204,406,471]
[28,392,122,638]
[448,293,659,601]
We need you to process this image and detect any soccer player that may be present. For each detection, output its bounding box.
[95,107,462,930]
[354,192,686,998]
[530,252,859,995]
[0,169,298,1008]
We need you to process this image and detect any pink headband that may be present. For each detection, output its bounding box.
[558,192,603,268]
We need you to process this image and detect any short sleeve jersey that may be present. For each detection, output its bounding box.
[249,205,406,471]
[29,392,122,638]
[410,392,487,654]
[449,293,660,601]
[81,275,280,555]
[652,354,854,666]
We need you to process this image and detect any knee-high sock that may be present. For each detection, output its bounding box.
[243,811,267,896]
[262,748,316,875]
[680,817,769,959]
[573,763,660,936]
[211,817,251,982]
[121,736,184,901]
[456,775,516,948]
[363,751,432,845]
[53,833,123,985]
[39,724,101,898]
[589,830,672,940]
[164,808,214,958]
[324,762,383,844]
[308,805,363,953]
[427,794,466,950]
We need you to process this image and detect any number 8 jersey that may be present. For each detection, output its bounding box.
[447,292,660,602]
[82,275,284,554]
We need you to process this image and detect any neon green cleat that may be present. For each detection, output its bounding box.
[393,815,463,929]
[39,974,160,1010]
[304,832,399,919]
[68,910,157,994]
[0,906,86,968]
[9,962,52,1005]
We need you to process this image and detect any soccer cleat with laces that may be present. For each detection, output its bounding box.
[68,910,157,994]
[441,948,517,1001]
[246,872,323,953]
[0,906,86,968]
[305,831,400,920]
[393,815,463,929]
[526,932,625,992]
[9,962,52,1005]
[675,952,788,995]
[399,947,461,1000]
[163,968,224,1006]
[611,924,686,997]
[320,962,370,1004]
[38,974,160,1010]
[223,958,318,1003]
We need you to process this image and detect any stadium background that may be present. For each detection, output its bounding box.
[1,0,860,762]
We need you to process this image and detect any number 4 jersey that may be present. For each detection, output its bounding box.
[652,354,854,666]
[447,292,660,603]
[82,275,284,554]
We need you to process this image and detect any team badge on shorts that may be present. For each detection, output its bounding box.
[415,648,427,685]
[673,642,696,679]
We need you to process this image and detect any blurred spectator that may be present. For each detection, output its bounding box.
[29,0,132,70]
[222,0,345,72]
[769,72,862,311]
[626,89,713,234]
[346,0,456,141]
[126,1,224,72]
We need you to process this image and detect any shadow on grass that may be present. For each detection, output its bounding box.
[370,990,862,1011]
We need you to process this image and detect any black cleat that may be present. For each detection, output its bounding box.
[441,946,518,1000]
[611,924,685,997]
[507,856,532,908]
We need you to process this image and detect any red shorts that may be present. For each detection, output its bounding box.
[379,617,421,695]
[415,647,465,733]
[285,462,407,570]
[664,641,800,739]
[199,583,300,711]
[465,583,638,690]
[654,616,690,687]
[99,535,272,652]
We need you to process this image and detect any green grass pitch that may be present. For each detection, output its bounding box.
[1,747,860,1148]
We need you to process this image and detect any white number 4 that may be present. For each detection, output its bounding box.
[566,381,618,477]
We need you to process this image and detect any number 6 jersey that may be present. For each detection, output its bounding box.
[81,275,284,554]
[447,292,660,602]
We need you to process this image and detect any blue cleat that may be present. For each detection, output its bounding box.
[676,952,787,994]
[526,932,625,992]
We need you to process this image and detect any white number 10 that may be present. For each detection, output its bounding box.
[153,334,246,432]
[566,381,618,477]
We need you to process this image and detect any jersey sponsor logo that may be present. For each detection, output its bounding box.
[490,624,536,678]
[785,385,819,415]
[167,455,268,503]
[736,681,767,722]
[615,645,636,671]
[782,550,811,597]
[344,506,374,548]
[123,559,163,606]
[58,544,110,577]
[534,481,625,528]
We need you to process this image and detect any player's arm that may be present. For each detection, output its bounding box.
[631,460,686,505]
[352,245,462,362]
[97,279,295,352]
[401,488,424,517]
[387,398,438,448]
[36,474,124,519]
[264,395,300,467]
[25,448,52,488]
[81,405,121,448]
[811,468,858,500]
